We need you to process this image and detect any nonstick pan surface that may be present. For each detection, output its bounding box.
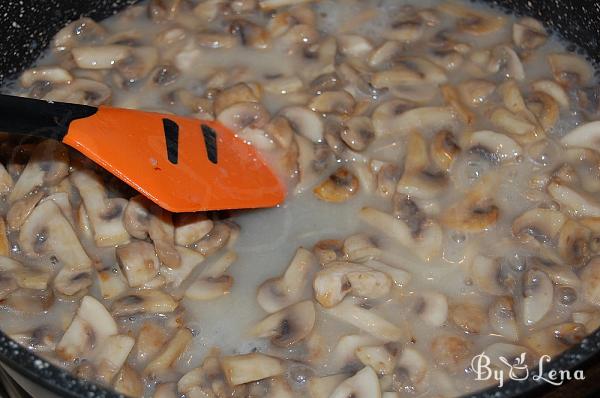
[0,1,599,397]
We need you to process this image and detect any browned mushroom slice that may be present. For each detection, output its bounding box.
[373,104,456,138]
[371,57,447,88]
[56,296,118,361]
[9,140,68,203]
[144,328,193,377]
[313,167,359,203]
[116,240,160,288]
[548,53,594,86]
[581,257,600,306]
[513,17,547,50]
[174,213,213,246]
[111,289,178,317]
[441,180,500,232]
[251,300,316,347]
[525,322,585,357]
[113,365,143,397]
[134,321,168,365]
[52,18,106,51]
[309,91,355,115]
[522,268,553,325]
[9,326,59,353]
[438,2,505,35]
[457,79,496,107]
[489,296,519,341]
[449,301,487,334]
[185,275,233,300]
[213,83,260,116]
[548,180,600,218]
[329,366,381,398]
[93,334,136,384]
[221,353,286,385]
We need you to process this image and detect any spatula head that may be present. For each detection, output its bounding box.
[64,106,286,212]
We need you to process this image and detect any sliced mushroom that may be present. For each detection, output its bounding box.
[144,328,193,377]
[532,79,570,109]
[329,366,381,398]
[221,353,286,386]
[512,207,566,244]
[487,45,525,81]
[113,365,143,398]
[430,334,472,368]
[309,91,355,115]
[341,116,374,152]
[457,79,496,107]
[561,121,600,153]
[308,374,348,398]
[93,334,135,384]
[71,45,131,69]
[313,167,359,203]
[525,322,585,357]
[393,347,428,391]
[548,53,593,86]
[19,66,73,90]
[373,105,456,138]
[430,130,461,172]
[9,326,59,353]
[134,321,168,365]
[162,246,205,289]
[53,18,106,51]
[7,190,44,231]
[185,275,233,300]
[438,3,505,35]
[323,297,408,342]
[213,83,260,116]
[217,102,270,133]
[440,179,500,232]
[174,213,213,246]
[415,291,448,327]
[470,255,514,296]
[557,220,591,268]
[468,130,522,164]
[356,345,396,375]
[548,180,600,218]
[313,239,344,266]
[257,247,317,312]
[343,234,381,263]
[489,296,519,341]
[330,334,382,371]
[360,207,442,261]
[371,57,447,88]
[71,169,130,247]
[56,296,117,361]
[116,240,159,288]
[9,140,68,203]
[313,261,391,307]
[148,205,180,268]
[522,268,553,325]
[449,301,487,334]
[111,289,178,317]
[513,17,547,50]
[251,300,315,347]
[195,221,239,256]
[43,78,111,106]
[581,257,600,306]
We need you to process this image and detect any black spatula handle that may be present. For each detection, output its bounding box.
[0,94,98,141]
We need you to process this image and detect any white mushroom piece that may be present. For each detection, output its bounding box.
[52,18,106,52]
[513,17,547,50]
[360,207,442,261]
[437,2,505,36]
[92,334,136,384]
[548,53,594,87]
[489,296,519,341]
[372,101,456,138]
[56,296,117,361]
[524,322,585,357]
[547,179,600,218]
[521,268,554,325]
[414,291,448,327]
[329,366,381,398]
[111,289,178,317]
[512,207,566,245]
[257,247,317,312]
[308,374,348,398]
[8,140,69,203]
[123,194,181,267]
[251,300,316,347]
[313,261,392,307]
[70,169,130,247]
[20,200,93,296]
[116,240,160,288]
[330,334,382,371]
[220,353,286,386]
[0,256,50,299]
[392,347,429,392]
[581,257,600,306]
[144,328,193,377]
[469,255,515,296]
[174,213,214,246]
[467,130,522,164]
[323,297,408,342]
[561,121,600,154]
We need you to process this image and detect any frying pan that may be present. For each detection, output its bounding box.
[1,1,599,397]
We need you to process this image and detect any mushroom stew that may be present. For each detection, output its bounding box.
[2,0,600,397]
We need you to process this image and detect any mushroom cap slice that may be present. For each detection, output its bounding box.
[330,334,382,370]
[19,199,92,272]
[308,374,348,398]
[415,291,448,327]
[355,345,396,375]
[512,207,566,244]
[561,121,600,154]
[221,353,286,386]
[373,105,456,138]
[144,328,193,377]
[251,300,316,347]
[111,289,178,317]
[581,257,600,306]
[468,130,522,163]
[548,180,600,218]
[174,213,214,246]
[162,246,205,288]
[257,247,317,313]
[279,106,324,143]
[489,296,519,341]
[470,255,513,296]
[548,53,593,86]
[329,366,381,398]
[56,296,117,361]
[184,275,233,300]
[9,140,69,203]
[522,268,553,325]
[93,334,135,384]
[116,240,160,288]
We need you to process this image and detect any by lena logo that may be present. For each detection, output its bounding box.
[471,352,585,387]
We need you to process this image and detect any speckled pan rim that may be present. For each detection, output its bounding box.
[1,0,600,397]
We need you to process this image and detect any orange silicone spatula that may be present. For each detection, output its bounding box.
[0,94,286,212]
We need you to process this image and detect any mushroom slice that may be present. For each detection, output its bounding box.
[53,18,106,51]
[512,207,566,244]
[111,289,178,317]
[527,91,559,132]
[195,220,239,256]
[360,207,442,261]
[113,365,143,397]
[123,195,151,239]
[213,83,260,116]
[489,296,519,341]
[449,301,487,334]
[71,45,131,69]
[308,91,355,115]
[116,240,160,287]
[71,169,130,247]
[43,78,111,106]
[365,260,411,287]
[134,321,168,365]
[331,334,381,371]
[185,275,233,300]
[548,53,593,86]
[441,180,500,232]
[548,180,600,218]
[162,246,205,288]
[313,261,391,307]
[371,57,447,88]
[431,130,460,172]
[490,107,540,142]
[329,366,381,398]
[532,79,570,109]
[373,105,456,137]
[487,45,525,81]
[294,136,334,193]
[441,84,474,125]
[19,66,73,88]
[415,291,448,327]
[457,79,496,107]
[20,199,92,274]
[258,0,314,10]
[278,106,324,143]
[522,268,553,325]
[0,256,49,291]
[148,204,180,268]
[174,213,213,246]
[525,322,585,357]
[468,130,522,164]
[313,167,359,203]
[341,116,374,152]
[56,296,117,361]
[338,34,373,58]
[251,300,316,347]
[483,343,534,370]
[394,347,428,391]
[343,234,381,263]
[557,220,591,268]
[323,298,408,342]
[9,326,59,353]
[430,334,472,368]
[513,17,547,50]
[438,3,505,35]
[9,140,68,203]
[561,121,600,153]
[470,255,514,296]
[93,334,135,384]
[368,40,402,68]
[313,239,344,266]
[221,353,286,386]
[144,328,193,377]
[217,102,270,133]
[355,345,396,375]
[257,247,317,313]
[581,257,600,306]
